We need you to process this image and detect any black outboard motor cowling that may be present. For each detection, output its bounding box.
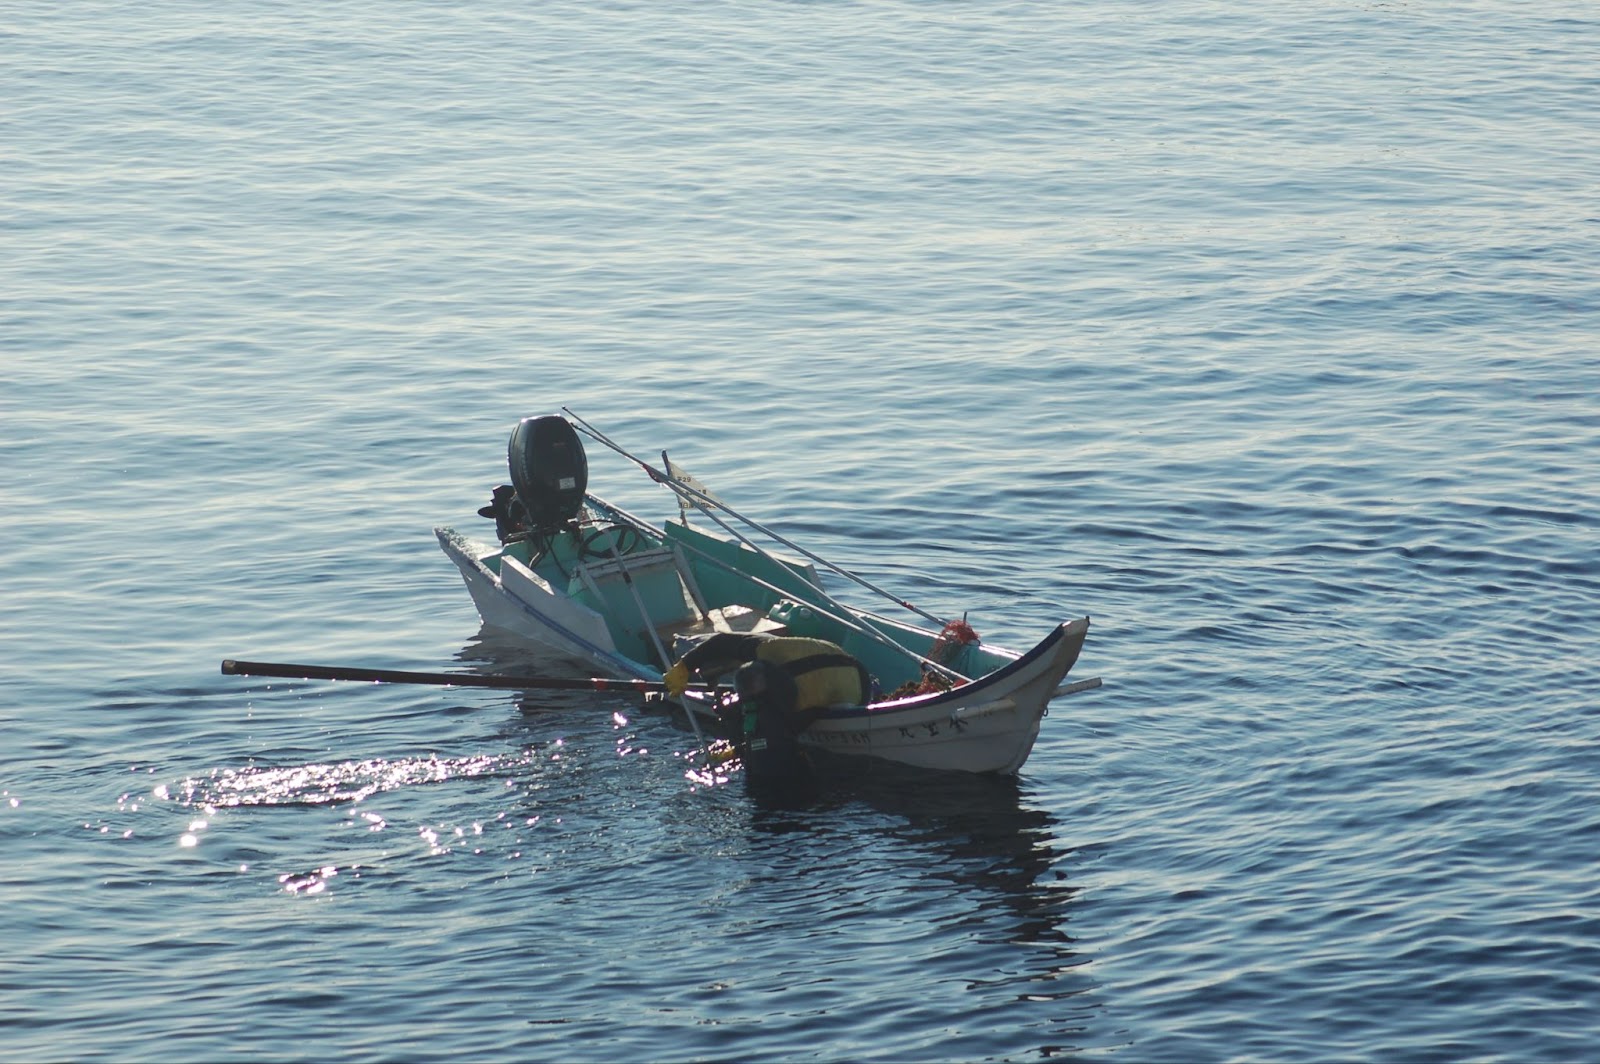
[507,415,588,536]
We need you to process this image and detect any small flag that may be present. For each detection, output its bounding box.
[663,451,719,521]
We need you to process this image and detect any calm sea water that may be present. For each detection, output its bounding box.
[5,1,1598,1060]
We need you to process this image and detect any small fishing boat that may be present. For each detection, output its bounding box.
[434,411,1096,775]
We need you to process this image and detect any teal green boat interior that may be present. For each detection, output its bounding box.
[465,497,1011,693]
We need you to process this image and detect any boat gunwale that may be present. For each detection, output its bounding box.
[816,617,1088,721]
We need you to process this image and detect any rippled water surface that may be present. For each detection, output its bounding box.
[5,2,1598,1060]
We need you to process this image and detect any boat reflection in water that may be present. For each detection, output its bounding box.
[463,626,1100,1057]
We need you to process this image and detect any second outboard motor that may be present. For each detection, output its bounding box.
[732,660,818,807]
[507,415,588,535]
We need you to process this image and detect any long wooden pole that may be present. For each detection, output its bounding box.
[221,659,721,694]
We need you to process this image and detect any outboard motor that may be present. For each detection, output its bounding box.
[477,483,529,543]
[732,660,818,807]
[507,414,589,536]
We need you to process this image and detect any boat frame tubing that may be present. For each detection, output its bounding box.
[563,409,953,630]
[591,495,969,684]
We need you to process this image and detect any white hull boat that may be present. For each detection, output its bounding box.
[435,412,1097,775]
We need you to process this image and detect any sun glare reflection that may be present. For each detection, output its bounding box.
[280,865,343,895]
[169,752,543,809]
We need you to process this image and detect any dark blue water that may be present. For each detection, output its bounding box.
[6,2,1598,1060]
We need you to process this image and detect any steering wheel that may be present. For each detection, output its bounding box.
[579,524,643,560]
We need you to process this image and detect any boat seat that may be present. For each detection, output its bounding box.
[712,604,787,635]
[570,546,701,639]
[662,604,787,640]
[666,606,789,661]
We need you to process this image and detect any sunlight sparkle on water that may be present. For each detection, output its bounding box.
[280,866,340,895]
[170,752,540,808]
